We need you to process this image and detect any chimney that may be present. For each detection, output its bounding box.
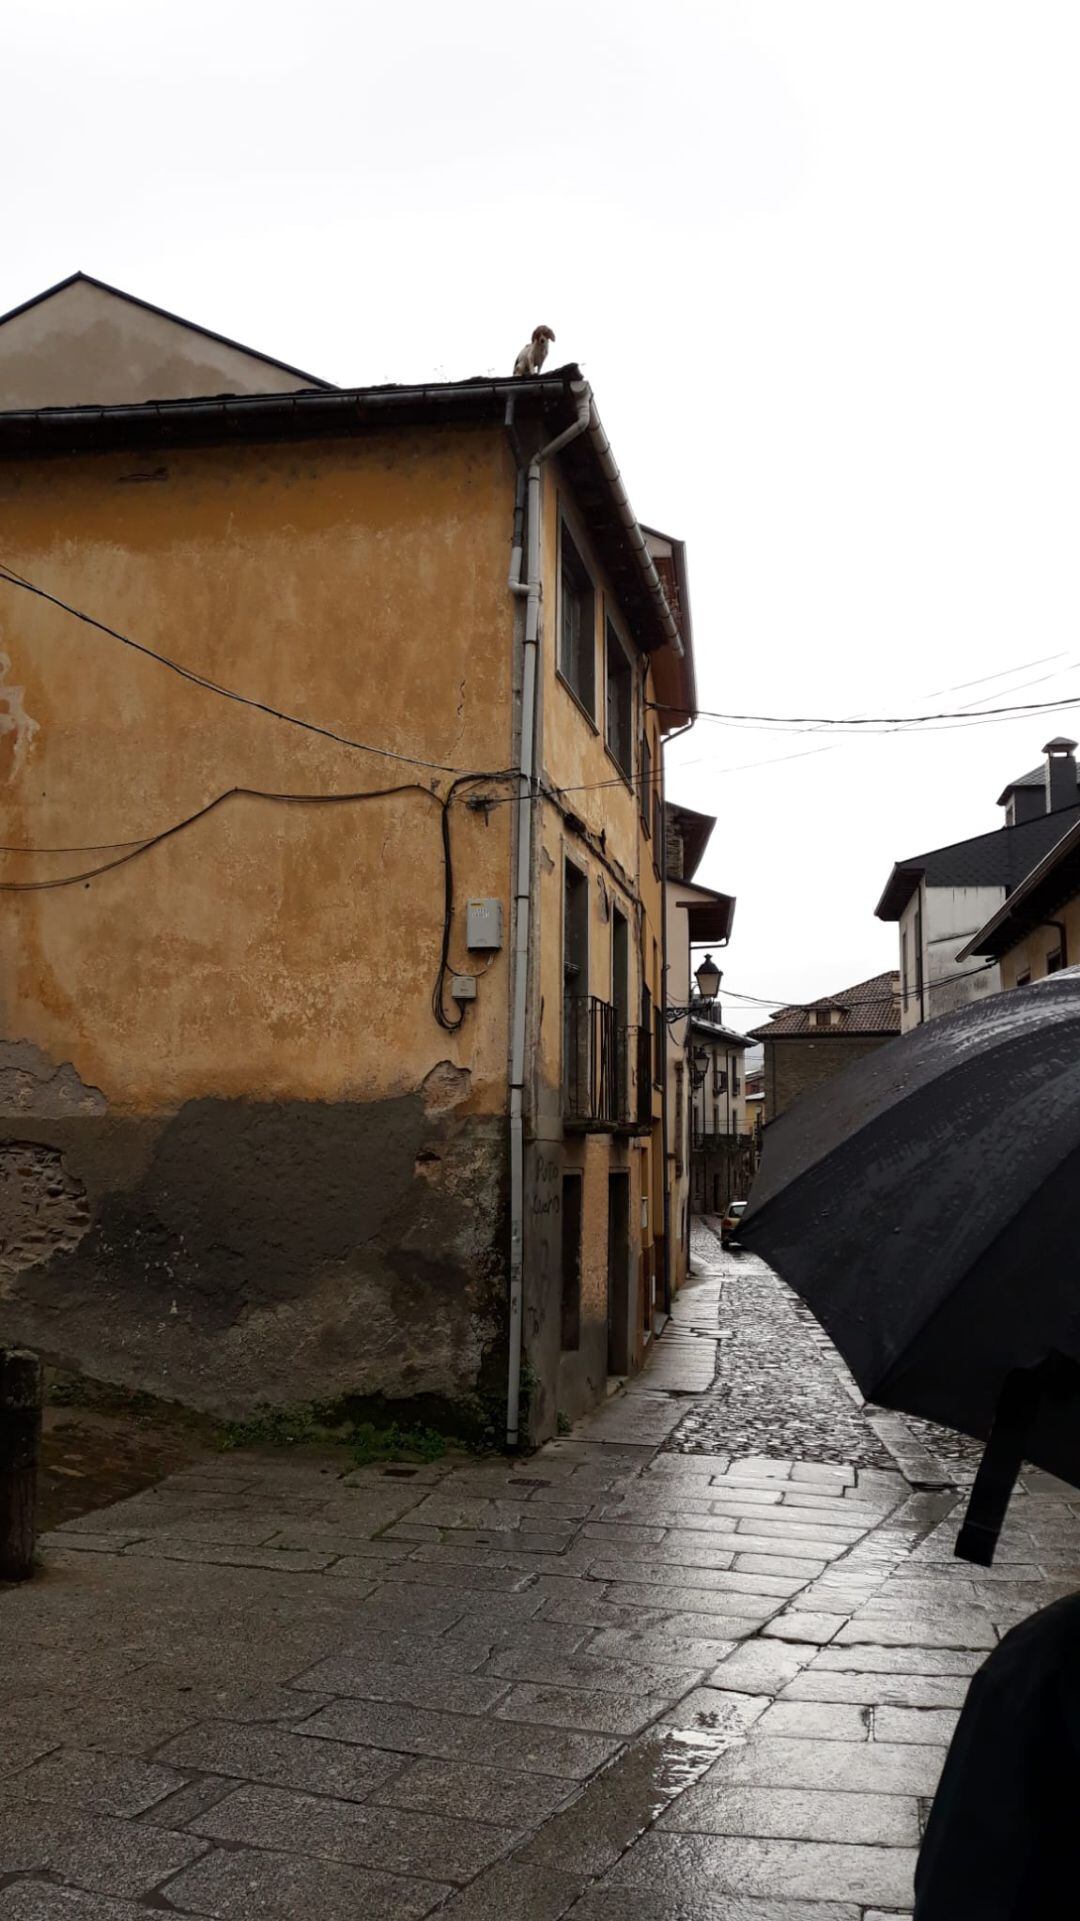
[1043,737,1079,814]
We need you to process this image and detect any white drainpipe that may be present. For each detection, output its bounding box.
[506,381,591,1448]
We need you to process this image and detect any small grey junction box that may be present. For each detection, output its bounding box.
[451,974,477,1002]
[466,898,503,950]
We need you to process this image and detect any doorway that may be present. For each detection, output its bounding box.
[607,1170,630,1375]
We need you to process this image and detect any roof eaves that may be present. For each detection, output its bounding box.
[875,863,924,921]
[0,367,685,660]
[958,813,1080,959]
[690,1017,752,1046]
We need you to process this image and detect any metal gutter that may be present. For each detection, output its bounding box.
[0,371,687,670]
[584,398,684,660]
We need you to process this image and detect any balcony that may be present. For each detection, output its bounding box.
[563,996,651,1131]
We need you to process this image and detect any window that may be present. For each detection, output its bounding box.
[653,943,663,1086]
[612,906,630,1115]
[605,621,633,777]
[563,860,589,1107]
[560,1173,583,1350]
[1016,970,1032,987]
[559,525,595,716]
[914,900,925,1015]
[639,732,652,833]
[1047,947,1065,975]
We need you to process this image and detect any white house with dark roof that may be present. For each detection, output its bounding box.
[876,738,1080,1032]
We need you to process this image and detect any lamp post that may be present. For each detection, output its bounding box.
[666,953,723,1024]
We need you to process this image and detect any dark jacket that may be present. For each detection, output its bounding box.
[915,1593,1080,1916]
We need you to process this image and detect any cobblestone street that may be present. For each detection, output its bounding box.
[2,1229,1077,1919]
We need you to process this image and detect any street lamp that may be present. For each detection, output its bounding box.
[666,952,724,1024]
[694,953,722,1003]
[689,1045,709,1090]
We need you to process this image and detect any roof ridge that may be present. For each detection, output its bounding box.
[0,270,334,391]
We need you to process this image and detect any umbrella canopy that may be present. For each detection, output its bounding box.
[740,972,1080,1507]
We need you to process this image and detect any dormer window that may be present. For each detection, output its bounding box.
[809,1004,840,1030]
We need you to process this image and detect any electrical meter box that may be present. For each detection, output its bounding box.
[466,899,503,950]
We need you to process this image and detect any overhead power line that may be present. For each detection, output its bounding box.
[718,959,997,1012]
[673,694,1080,729]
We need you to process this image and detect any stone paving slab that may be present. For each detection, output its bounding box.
[159,1844,449,1918]
[4,1233,1079,1918]
[188,1780,515,1882]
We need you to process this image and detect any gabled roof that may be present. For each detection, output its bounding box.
[0,271,332,406]
[749,972,900,1041]
[875,804,1080,920]
[959,813,1080,960]
[665,801,714,882]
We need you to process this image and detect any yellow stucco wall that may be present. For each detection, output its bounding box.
[524,461,667,1426]
[999,899,1080,987]
[0,414,681,1432]
[0,430,516,1113]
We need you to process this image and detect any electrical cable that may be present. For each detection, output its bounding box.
[660,694,1080,729]
[0,774,517,1037]
[477,741,836,809]
[716,958,998,1011]
[0,562,470,776]
[0,783,443,892]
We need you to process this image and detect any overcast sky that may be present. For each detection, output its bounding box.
[7,0,1080,1020]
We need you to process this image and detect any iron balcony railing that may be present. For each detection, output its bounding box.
[564,996,651,1129]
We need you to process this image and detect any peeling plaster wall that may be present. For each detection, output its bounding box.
[0,430,517,1413]
[0,1098,507,1416]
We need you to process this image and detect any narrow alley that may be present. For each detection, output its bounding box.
[3,1228,1076,1920]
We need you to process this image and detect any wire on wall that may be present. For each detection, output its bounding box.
[0,776,518,1035]
[0,561,470,776]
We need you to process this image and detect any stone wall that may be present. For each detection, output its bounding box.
[764,1034,895,1121]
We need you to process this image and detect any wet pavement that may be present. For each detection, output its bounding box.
[1,1224,1078,1918]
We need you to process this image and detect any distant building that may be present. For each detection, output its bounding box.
[750,973,900,1121]
[744,1064,765,1140]
[663,802,735,1292]
[959,810,1080,984]
[687,1005,756,1214]
[876,738,1080,1031]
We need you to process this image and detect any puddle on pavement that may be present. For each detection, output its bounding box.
[648,1726,737,1802]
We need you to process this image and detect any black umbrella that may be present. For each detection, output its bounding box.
[739,971,1080,1563]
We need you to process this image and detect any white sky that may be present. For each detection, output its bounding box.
[7,0,1080,1020]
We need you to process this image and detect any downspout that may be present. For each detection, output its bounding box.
[659,714,694,1315]
[506,382,592,1449]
